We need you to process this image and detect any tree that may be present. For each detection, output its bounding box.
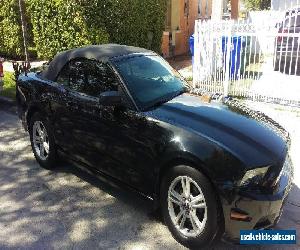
[0,0,34,59]
[19,0,29,61]
[243,0,271,10]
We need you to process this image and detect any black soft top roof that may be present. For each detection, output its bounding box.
[40,44,152,81]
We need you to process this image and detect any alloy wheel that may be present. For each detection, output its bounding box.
[32,121,49,161]
[168,176,207,237]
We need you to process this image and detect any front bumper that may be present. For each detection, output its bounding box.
[221,164,293,241]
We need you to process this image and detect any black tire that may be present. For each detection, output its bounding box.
[160,165,220,249]
[29,113,58,169]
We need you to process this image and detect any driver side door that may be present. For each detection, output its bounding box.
[58,58,120,171]
[54,58,157,190]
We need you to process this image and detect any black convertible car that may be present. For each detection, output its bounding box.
[16,44,293,248]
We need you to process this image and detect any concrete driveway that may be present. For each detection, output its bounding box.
[0,104,299,250]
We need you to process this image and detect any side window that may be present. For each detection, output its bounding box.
[69,60,87,93]
[86,60,119,95]
[57,58,118,97]
[56,63,70,87]
[56,58,118,97]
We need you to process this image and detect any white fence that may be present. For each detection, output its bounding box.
[193,13,300,106]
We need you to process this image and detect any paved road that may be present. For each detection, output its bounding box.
[0,105,299,250]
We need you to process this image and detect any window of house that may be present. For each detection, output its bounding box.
[56,58,118,97]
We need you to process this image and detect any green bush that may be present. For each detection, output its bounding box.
[243,0,271,10]
[28,0,108,59]
[28,0,167,59]
[0,0,35,59]
[97,0,167,53]
[1,72,16,100]
[0,0,23,58]
[1,0,167,59]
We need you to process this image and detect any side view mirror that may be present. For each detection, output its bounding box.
[99,91,122,106]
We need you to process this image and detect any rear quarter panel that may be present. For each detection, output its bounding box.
[16,73,53,130]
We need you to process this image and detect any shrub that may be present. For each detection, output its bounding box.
[1,0,167,59]
[28,0,167,59]
[1,72,16,100]
[244,0,271,10]
[94,0,167,53]
[0,0,23,58]
[28,0,109,59]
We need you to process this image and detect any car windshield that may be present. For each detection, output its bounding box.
[113,55,188,110]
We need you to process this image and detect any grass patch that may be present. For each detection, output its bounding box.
[184,75,193,82]
[1,72,16,100]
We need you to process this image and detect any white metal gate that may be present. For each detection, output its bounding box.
[193,11,300,106]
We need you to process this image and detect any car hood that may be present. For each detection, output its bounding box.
[145,93,289,167]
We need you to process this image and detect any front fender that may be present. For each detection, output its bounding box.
[153,124,245,207]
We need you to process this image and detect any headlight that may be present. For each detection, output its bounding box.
[239,166,269,186]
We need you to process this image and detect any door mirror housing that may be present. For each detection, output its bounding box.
[99,91,122,106]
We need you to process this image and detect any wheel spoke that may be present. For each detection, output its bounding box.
[185,177,190,197]
[191,194,205,208]
[181,176,190,197]
[169,190,183,205]
[190,214,198,231]
[179,213,187,229]
[190,212,203,231]
[40,144,45,158]
[41,125,46,135]
[174,209,184,224]
[192,203,206,209]
[36,122,42,135]
[35,136,42,144]
[44,142,49,153]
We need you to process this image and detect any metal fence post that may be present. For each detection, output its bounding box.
[224,20,233,97]
[193,20,200,88]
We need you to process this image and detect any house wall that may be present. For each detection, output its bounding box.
[231,0,239,19]
[198,0,213,19]
[161,32,170,57]
[161,0,239,57]
[161,0,199,57]
[171,0,181,30]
